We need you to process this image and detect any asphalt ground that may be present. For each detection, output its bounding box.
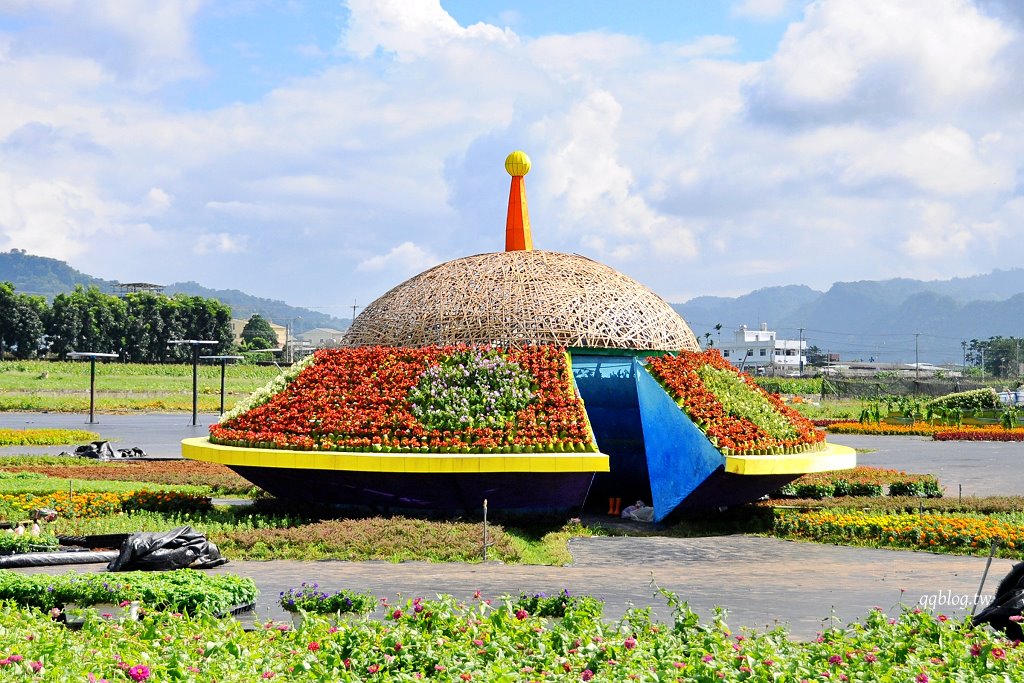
[1,412,1022,638]
[11,537,1015,640]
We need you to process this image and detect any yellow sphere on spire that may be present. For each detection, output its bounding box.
[505,150,531,177]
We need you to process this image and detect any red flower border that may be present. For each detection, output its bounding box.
[210,345,597,454]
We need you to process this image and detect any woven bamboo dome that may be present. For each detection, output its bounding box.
[343,250,700,352]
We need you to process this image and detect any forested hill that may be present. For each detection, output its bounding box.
[0,250,349,334]
[0,250,113,297]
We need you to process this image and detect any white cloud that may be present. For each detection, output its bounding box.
[732,0,791,21]
[356,241,439,274]
[747,0,1013,122]
[0,0,204,88]
[342,0,517,61]
[194,232,248,255]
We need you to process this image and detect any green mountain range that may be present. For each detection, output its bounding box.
[674,270,1024,365]
[0,249,349,334]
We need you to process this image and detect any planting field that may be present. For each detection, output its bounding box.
[0,360,281,412]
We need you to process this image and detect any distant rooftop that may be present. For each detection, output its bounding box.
[115,282,164,294]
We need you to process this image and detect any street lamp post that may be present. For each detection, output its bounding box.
[200,355,244,415]
[67,351,119,424]
[169,340,218,426]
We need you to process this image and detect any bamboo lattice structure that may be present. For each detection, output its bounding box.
[343,250,701,352]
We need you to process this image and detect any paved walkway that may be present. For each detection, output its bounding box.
[11,536,1014,639]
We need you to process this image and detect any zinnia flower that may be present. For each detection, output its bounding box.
[128,665,150,681]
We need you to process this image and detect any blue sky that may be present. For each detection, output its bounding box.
[0,1,1022,319]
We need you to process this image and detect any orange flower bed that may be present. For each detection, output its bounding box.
[774,509,1024,555]
[0,490,211,518]
[827,422,1024,441]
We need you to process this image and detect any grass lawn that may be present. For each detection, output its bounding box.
[0,359,282,412]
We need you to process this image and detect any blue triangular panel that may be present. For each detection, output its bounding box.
[634,360,725,522]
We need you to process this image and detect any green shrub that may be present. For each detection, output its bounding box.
[889,477,942,498]
[794,483,834,499]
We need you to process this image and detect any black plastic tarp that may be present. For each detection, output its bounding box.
[106,526,227,572]
[972,562,1024,640]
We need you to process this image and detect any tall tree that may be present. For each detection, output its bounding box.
[241,314,278,350]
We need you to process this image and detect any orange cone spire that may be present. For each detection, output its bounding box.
[504,151,533,251]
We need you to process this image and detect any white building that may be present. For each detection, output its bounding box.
[718,323,806,374]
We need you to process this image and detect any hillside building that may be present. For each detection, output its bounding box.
[718,323,806,374]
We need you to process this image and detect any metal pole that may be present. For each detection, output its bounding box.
[191,344,199,427]
[482,499,488,562]
[971,540,1000,618]
[798,327,804,377]
[219,359,227,415]
[88,356,97,424]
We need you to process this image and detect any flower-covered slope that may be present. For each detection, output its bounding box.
[645,350,825,456]
[210,345,597,454]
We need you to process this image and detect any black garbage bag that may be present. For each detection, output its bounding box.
[72,441,115,459]
[106,526,227,572]
[972,562,1024,640]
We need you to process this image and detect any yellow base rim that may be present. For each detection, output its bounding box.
[182,437,610,474]
[724,442,856,476]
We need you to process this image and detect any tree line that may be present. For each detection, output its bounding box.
[0,282,235,362]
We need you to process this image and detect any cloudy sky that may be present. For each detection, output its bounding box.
[1,0,1021,317]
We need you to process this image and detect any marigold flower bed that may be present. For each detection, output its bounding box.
[210,345,596,454]
[645,351,825,455]
[774,509,1024,557]
[0,490,211,518]
[827,421,1024,441]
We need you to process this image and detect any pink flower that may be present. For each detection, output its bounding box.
[30,661,43,672]
[864,654,878,663]
[992,648,1006,660]
[391,609,403,620]
[307,641,320,652]
[128,664,150,681]
[828,654,842,665]
[367,664,380,674]
[515,609,528,620]
[701,654,714,663]
[623,637,637,650]
[394,643,402,651]
[916,674,929,683]
[472,639,484,647]
[262,673,275,679]
[1010,615,1024,622]
[970,644,982,657]
[581,670,594,681]
[938,615,948,622]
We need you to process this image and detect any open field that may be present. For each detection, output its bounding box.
[0,360,282,412]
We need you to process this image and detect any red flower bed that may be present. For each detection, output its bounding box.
[209,345,596,454]
[645,350,825,456]
[933,427,1024,442]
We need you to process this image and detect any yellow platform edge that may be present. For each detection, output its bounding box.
[182,437,610,474]
[724,442,857,476]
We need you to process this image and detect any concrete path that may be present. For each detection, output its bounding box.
[11,536,1014,639]
[827,434,1024,498]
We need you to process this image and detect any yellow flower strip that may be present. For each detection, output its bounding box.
[0,490,210,518]
[774,509,1024,554]
[827,421,937,436]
